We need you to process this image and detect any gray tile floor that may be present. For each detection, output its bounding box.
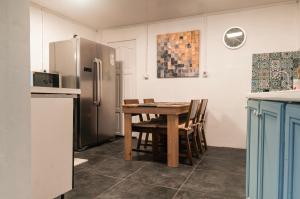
[64,138,246,199]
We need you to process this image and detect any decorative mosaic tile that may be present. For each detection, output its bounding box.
[258,61,270,69]
[292,51,300,59]
[292,58,300,79]
[251,51,300,92]
[252,68,259,80]
[270,60,280,68]
[252,80,259,92]
[270,78,282,90]
[259,79,270,90]
[270,52,281,59]
[258,68,270,80]
[260,53,270,62]
[252,54,260,64]
[282,52,293,59]
[280,59,293,69]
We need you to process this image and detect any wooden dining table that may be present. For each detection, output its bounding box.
[122,102,190,168]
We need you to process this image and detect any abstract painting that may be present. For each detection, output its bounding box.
[252,51,300,92]
[157,30,200,78]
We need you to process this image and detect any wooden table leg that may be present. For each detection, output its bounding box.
[167,114,179,167]
[124,113,132,160]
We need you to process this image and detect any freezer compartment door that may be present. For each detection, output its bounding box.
[97,44,117,142]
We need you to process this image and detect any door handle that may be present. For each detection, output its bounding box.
[93,59,98,105]
[93,58,102,106]
[98,59,103,106]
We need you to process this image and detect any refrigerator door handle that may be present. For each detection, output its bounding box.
[98,59,103,106]
[93,59,98,105]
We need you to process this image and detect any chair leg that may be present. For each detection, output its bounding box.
[136,132,143,150]
[191,132,199,158]
[144,133,149,149]
[195,125,203,154]
[196,130,203,154]
[201,127,208,151]
[185,133,193,165]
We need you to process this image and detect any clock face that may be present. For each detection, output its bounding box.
[223,27,246,49]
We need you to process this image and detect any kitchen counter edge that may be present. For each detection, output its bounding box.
[247,90,300,102]
[31,87,81,95]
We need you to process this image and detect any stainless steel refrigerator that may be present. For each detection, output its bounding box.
[49,38,117,150]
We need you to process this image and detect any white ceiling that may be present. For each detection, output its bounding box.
[31,0,292,30]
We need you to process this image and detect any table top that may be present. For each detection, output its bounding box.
[122,102,190,115]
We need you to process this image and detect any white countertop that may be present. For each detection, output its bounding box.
[247,90,300,102]
[31,87,81,95]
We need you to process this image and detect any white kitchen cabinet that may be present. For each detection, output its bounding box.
[31,91,78,199]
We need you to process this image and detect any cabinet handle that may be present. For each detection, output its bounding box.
[257,113,262,118]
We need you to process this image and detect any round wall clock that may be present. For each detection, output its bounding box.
[223,27,246,49]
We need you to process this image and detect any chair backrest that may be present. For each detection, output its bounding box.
[185,99,201,128]
[143,98,158,120]
[124,99,139,104]
[124,99,143,122]
[143,98,154,104]
[199,99,208,122]
[194,100,204,123]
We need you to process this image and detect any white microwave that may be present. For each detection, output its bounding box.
[32,72,62,88]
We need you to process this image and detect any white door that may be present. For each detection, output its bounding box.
[109,40,137,136]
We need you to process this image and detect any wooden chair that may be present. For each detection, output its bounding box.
[143,98,159,119]
[123,99,148,152]
[156,99,201,165]
[143,98,159,149]
[199,99,208,151]
[124,99,161,154]
[195,99,208,152]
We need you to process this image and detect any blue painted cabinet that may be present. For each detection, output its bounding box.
[246,100,260,199]
[258,101,285,199]
[247,100,285,199]
[283,104,300,199]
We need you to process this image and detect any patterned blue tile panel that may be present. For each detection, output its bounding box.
[251,51,300,92]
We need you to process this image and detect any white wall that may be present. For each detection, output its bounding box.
[30,5,97,72]
[100,2,299,148]
[0,0,31,198]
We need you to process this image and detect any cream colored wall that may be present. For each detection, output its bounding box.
[100,2,299,148]
[0,0,31,198]
[30,5,97,72]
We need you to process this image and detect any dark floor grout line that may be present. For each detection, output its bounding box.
[124,164,148,179]
[93,171,126,180]
[95,178,126,199]
[96,156,194,191]
[194,168,246,176]
[77,158,149,181]
[204,156,246,162]
[125,178,179,191]
[171,155,205,199]
[93,164,148,197]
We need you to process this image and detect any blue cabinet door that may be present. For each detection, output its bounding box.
[284,104,300,199]
[247,100,260,199]
[259,101,285,199]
